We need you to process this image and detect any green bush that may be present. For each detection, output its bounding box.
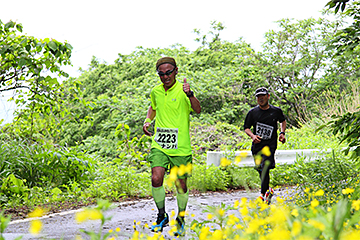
[189,165,229,192]
[83,163,151,200]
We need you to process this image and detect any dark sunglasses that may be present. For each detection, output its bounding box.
[157,67,176,77]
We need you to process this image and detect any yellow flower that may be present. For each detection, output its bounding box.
[207,213,213,220]
[291,209,299,217]
[239,197,247,207]
[239,207,249,216]
[116,227,121,232]
[297,236,314,240]
[178,164,187,176]
[190,223,197,230]
[227,214,240,225]
[240,151,248,158]
[292,220,302,236]
[29,219,42,235]
[352,200,360,211]
[308,219,325,231]
[255,155,262,166]
[171,210,176,218]
[28,208,45,218]
[314,189,324,196]
[169,219,177,226]
[217,208,225,217]
[75,209,102,223]
[234,200,240,209]
[266,228,291,240]
[342,188,355,195]
[199,226,210,240]
[342,230,360,240]
[262,146,271,156]
[109,229,113,233]
[169,166,178,181]
[75,210,88,223]
[179,211,186,217]
[234,156,242,164]
[220,157,232,167]
[311,199,319,208]
[246,218,262,234]
[211,229,223,240]
[89,209,102,220]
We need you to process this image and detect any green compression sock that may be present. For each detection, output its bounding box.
[177,190,189,217]
[152,186,166,213]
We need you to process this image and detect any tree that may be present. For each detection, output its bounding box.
[325,0,360,161]
[326,0,360,54]
[0,20,72,104]
[259,17,345,126]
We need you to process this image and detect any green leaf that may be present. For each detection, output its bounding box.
[18,58,27,68]
[16,23,23,32]
[48,41,57,51]
[4,21,15,29]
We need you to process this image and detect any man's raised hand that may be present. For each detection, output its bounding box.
[183,78,190,94]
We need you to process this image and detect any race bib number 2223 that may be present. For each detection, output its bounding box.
[154,128,178,149]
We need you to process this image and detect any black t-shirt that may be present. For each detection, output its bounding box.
[244,105,286,154]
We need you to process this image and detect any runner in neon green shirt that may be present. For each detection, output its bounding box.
[143,57,201,236]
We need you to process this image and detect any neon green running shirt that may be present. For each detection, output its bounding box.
[150,80,193,156]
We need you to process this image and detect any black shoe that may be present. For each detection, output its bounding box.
[151,213,169,232]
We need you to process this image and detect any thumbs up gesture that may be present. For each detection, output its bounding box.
[183,78,190,94]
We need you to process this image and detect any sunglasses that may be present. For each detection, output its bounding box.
[157,67,176,77]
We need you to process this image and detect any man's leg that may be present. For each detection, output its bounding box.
[176,178,188,216]
[257,165,270,196]
[151,166,169,232]
[175,178,188,236]
[152,166,166,213]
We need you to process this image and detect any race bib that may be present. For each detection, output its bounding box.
[256,122,273,140]
[154,128,178,149]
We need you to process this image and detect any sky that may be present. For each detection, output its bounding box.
[0,0,329,124]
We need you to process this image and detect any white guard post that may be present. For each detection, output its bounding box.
[206,149,331,167]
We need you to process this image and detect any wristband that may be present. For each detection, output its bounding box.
[144,118,151,124]
[186,90,194,98]
[280,132,285,136]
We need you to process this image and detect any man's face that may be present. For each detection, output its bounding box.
[157,63,177,90]
[256,94,270,107]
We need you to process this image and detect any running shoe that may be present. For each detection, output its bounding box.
[264,187,274,204]
[151,213,169,232]
[174,216,185,236]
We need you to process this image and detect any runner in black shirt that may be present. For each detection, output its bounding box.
[244,87,286,204]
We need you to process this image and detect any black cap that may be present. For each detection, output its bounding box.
[255,87,269,96]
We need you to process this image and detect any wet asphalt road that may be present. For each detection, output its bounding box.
[3,187,294,240]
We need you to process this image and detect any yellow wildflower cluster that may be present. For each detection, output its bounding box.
[28,207,46,235]
[75,208,103,223]
[165,163,192,187]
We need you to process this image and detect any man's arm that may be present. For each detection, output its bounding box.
[189,96,201,114]
[143,106,156,136]
[183,78,201,114]
[279,120,286,144]
[245,128,262,144]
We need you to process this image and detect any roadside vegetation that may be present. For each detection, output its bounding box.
[1,0,360,239]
